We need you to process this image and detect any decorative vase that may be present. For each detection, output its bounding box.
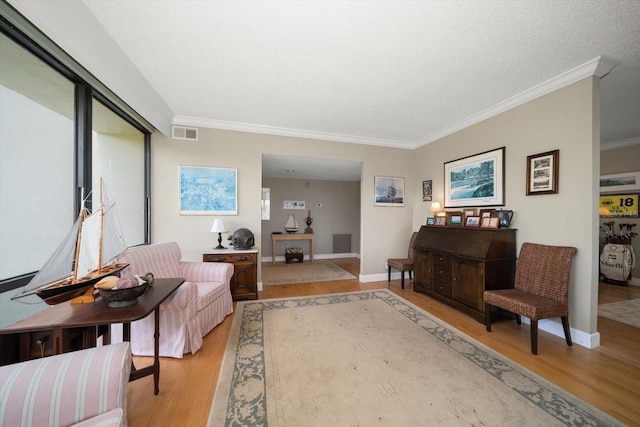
[305,210,314,234]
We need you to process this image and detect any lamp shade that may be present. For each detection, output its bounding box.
[430,202,442,213]
[210,219,228,233]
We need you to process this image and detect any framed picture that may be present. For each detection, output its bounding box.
[479,208,495,218]
[374,176,405,207]
[435,216,447,226]
[600,171,640,194]
[599,194,639,217]
[526,149,559,195]
[481,216,499,229]
[465,216,481,227]
[283,200,306,210]
[426,217,436,225]
[446,211,463,227]
[444,147,505,208]
[422,180,433,201]
[180,166,237,215]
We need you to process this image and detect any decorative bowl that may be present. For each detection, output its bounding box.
[98,282,148,307]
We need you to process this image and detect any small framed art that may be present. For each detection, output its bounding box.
[481,216,499,229]
[426,217,436,226]
[447,211,463,227]
[526,149,559,195]
[435,216,447,226]
[479,208,495,218]
[465,216,481,227]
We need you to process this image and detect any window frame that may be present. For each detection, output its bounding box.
[0,14,151,292]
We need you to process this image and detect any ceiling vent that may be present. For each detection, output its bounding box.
[172,125,198,141]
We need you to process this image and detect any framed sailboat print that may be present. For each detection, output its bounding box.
[374,176,405,207]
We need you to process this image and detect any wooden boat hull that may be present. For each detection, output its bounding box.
[37,263,129,305]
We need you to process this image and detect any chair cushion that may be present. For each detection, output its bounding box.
[388,258,413,270]
[194,281,228,312]
[484,289,567,320]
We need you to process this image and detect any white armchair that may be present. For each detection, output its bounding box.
[112,242,233,358]
[0,343,132,427]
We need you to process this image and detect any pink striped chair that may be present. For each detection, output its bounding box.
[0,343,131,427]
[112,242,234,358]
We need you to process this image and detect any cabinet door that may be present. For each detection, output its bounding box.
[453,258,484,311]
[413,251,432,293]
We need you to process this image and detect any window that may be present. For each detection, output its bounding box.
[92,99,145,247]
[0,32,75,281]
[0,19,150,326]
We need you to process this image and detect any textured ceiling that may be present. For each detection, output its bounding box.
[8,1,640,181]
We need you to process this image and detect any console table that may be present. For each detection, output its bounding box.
[413,226,516,323]
[0,278,184,395]
[271,233,315,264]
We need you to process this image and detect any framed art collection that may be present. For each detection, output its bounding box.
[526,150,559,195]
[444,147,505,208]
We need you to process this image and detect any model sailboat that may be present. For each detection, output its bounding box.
[284,214,300,233]
[12,178,129,305]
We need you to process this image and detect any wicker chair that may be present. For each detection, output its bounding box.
[387,231,418,289]
[484,242,577,355]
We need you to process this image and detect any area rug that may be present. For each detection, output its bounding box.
[598,298,640,328]
[209,290,622,426]
[261,260,355,285]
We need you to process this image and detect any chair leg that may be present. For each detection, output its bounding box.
[516,314,522,325]
[409,270,413,281]
[388,266,391,283]
[400,271,405,289]
[485,303,492,332]
[561,316,573,347]
[531,320,538,355]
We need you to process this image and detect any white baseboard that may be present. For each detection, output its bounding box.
[520,318,600,349]
[261,252,359,264]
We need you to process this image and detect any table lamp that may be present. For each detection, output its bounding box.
[211,219,228,249]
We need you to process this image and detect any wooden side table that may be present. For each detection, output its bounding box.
[203,249,258,300]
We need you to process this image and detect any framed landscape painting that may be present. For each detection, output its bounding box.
[444,147,505,208]
[374,176,405,207]
[180,166,238,215]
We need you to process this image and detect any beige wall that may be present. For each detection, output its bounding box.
[151,77,603,346]
[600,144,640,281]
[262,178,361,258]
[150,128,414,281]
[412,77,600,341]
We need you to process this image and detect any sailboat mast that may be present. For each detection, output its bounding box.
[72,207,85,283]
[97,178,105,274]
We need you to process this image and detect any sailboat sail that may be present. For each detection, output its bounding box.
[13,179,128,304]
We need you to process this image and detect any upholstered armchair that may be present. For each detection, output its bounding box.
[0,343,132,427]
[112,242,234,358]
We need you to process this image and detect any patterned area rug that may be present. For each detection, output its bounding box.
[261,260,355,285]
[598,298,640,328]
[209,290,622,426]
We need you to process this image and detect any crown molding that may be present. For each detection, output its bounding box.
[415,56,617,148]
[601,136,640,151]
[172,115,413,149]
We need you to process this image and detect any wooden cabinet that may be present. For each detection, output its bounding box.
[413,226,516,323]
[203,249,258,300]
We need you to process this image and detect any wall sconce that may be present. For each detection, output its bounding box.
[210,219,228,249]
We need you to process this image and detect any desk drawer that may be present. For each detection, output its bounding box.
[433,279,453,299]
[203,252,256,265]
[433,254,453,281]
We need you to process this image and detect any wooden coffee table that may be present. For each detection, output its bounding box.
[0,278,184,395]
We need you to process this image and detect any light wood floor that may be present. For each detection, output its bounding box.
[126,258,640,426]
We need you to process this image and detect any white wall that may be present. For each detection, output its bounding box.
[412,77,600,344]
